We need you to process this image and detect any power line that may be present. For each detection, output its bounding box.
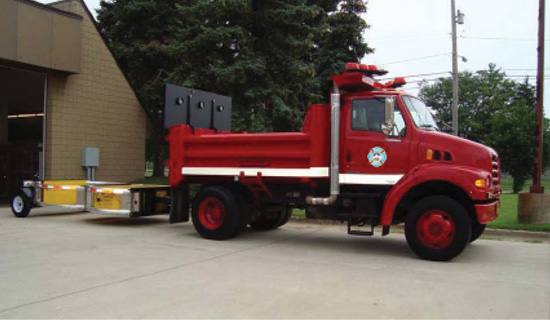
[379,71,450,81]
[379,53,451,65]
[404,79,441,84]
[502,68,550,71]
[504,75,549,78]
[460,36,542,42]
[367,33,447,40]
[372,65,550,87]
[369,35,550,42]
[368,35,448,41]
[401,77,550,87]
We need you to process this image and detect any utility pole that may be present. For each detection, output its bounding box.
[451,0,463,136]
[531,0,546,194]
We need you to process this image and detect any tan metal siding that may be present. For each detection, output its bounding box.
[16,3,54,68]
[45,0,146,183]
[0,0,18,61]
[52,14,82,73]
[0,0,82,74]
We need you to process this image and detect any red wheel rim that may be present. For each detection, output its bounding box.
[416,210,456,249]
[199,197,226,230]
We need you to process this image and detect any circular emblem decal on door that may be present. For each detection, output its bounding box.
[367,146,387,168]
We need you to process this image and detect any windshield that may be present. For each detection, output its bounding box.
[402,96,439,130]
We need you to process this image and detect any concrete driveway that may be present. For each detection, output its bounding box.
[0,206,549,319]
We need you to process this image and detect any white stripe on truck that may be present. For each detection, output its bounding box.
[182,167,329,178]
[181,167,404,185]
[339,174,404,185]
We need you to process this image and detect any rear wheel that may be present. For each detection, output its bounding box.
[277,208,292,227]
[11,190,31,218]
[470,219,486,243]
[192,186,247,240]
[250,207,291,230]
[405,196,471,261]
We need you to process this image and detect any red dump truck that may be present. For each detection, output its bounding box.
[165,63,501,261]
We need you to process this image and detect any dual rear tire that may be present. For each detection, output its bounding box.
[249,207,291,230]
[192,185,291,240]
[191,186,248,240]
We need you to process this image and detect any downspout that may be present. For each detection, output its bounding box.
[306,84,340,205]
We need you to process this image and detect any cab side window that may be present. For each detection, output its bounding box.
[352,99,384,132]
[392,110,406,137]
[352,99,406,137]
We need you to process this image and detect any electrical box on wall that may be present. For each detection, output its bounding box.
[81,147,99,167]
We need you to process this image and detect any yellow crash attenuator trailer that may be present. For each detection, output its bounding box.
[88,184,170,217]
[40,180,88,207]
[10,180,170,218]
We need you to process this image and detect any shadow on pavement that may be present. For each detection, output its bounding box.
[233,226,416,260]
[235,226,496,262]
[19,211,87,218]
[81,216,168,227]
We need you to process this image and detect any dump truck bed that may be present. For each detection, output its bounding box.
[167,104,331,186]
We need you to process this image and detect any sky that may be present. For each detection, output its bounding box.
[364,0,549,117]
[39,0,550,115]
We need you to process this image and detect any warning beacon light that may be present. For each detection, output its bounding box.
[336,63,406,91]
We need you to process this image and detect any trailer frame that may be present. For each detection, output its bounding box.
[10,180,171,218]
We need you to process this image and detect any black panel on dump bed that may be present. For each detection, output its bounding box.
[164,84,232,131]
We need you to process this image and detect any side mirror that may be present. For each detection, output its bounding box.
[381,97,395,136]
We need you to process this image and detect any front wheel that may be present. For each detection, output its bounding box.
[405,196,471,261]
[11,190,32,218]
[470,220,486,243]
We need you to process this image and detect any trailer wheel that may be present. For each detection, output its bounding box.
[470,220,486,243]
[405,196,471,261]
[250,207,291,230]
[192,186,246,240]
[11,190,31,218]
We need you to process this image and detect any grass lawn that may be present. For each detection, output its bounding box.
[132,176,169,185]
[488,193,550,232]
[500,177,550,193]
[487,177,550,232]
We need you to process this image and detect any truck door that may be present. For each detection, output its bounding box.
[342,97,410,186]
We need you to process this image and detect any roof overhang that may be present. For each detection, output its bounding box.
[0,0,82,74]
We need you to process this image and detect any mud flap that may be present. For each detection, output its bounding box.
[169,186,190,223]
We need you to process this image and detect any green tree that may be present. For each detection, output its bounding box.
[420,64,516,142]
[170,0,321,132]
[97,0,371,176]
[309,0,373,100]
[97,0,189,176]
[420,65,550,192]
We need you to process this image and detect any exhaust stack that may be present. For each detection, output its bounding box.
[306,87,340,205]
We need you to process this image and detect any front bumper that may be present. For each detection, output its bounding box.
[475,200,500,224]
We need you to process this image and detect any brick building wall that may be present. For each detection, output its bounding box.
[45,0,147,182]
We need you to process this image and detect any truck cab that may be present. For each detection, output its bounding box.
[328,64,500,257]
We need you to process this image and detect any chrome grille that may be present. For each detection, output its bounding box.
[491,154,500,187]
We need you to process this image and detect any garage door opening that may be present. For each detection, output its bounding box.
[0,67,46,200]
